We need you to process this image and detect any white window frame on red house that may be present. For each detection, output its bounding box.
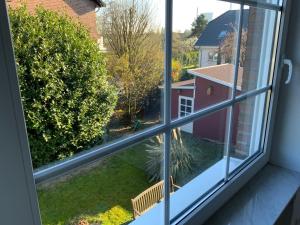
[178,96,194,117]
[0,0,291,225]
[178,96,194,133]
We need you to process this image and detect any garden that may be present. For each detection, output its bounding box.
[37,132,223,225]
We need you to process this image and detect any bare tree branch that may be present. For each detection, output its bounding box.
[101,0,163,120]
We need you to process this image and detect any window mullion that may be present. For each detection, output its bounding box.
[231,4,245,100]
[224,4,245,181]
[257,92,269,153]
[164,0,173,224]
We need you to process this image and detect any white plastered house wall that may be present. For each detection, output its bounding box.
[198,46,225,68]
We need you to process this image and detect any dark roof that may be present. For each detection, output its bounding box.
[93,0,106,7]
[195,9,249,47]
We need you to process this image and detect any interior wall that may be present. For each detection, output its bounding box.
[270,0,300,173]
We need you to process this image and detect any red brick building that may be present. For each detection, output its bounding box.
[6,0,105,40]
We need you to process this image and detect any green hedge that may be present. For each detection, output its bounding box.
[9,7,117,167]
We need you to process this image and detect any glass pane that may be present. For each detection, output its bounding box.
[229,93,269,172]
[8,0,165,168]
[169,108,234,222]
[37,136,164,225]
[236,6,277,95]
[186,107,192,113]
[171,0,241,121]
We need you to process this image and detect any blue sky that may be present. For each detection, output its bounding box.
[152,0,240,32]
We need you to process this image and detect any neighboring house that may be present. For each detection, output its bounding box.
[7,0,105,41]
[195,10,249,67]
[171,64,243,144]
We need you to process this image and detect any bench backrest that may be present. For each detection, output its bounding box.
[131,177,176,218]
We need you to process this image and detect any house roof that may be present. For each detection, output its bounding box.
[93,0,106,7]
[188,64,243,90]
[195,9,249,47]
[172,79,195,89]
[161,79,195,90]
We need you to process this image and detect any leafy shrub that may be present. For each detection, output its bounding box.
[146,129,194,182]
[9,7,118,167]
[172,59,182,82]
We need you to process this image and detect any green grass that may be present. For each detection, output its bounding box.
[38,141,151,225]
[37,134,223,225]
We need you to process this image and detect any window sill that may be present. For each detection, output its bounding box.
[204,164,300,225]
[130,156,243,225]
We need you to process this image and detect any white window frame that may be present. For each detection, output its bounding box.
[179,0,292,224]
[178,96,194,118]
[0,2,41,225]
[0,0,291,225]
[249,8,278,155]
[178,96,194,133]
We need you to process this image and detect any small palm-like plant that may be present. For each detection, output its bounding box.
[146,128,194,182]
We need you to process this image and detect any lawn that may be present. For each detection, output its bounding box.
[38,140,152,225]
[37,133,224,225]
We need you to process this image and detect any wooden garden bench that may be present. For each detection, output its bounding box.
[131,176,180,219]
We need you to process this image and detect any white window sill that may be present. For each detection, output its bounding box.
[204,164,300,225]
[130,156,243,225]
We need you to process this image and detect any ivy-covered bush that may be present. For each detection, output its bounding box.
[9,7,118,168]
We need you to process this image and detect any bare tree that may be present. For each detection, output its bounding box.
[220,29,247,66]
[101,0,163,121]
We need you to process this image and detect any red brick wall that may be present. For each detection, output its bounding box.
[235,7,266,156]
[7,0,99,39]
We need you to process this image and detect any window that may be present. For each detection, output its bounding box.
[218,30,228,38]
[179,96,194,133]
[208,52,218,61]
[213,53,219,61]
[179,96,194,118]
[2,0,287,224]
